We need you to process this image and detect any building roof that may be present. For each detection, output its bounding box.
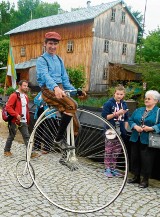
[0,59,37,70]
[109,62,142,74]
[5,0,141,35]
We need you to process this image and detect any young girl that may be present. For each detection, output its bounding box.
[101,85,129,177]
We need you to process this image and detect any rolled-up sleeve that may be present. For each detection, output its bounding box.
[128,110,138,129]
[152,110,160,133]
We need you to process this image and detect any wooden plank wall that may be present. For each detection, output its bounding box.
[10,21,94,91]
[109,64,137,82]
[89,3,139,92]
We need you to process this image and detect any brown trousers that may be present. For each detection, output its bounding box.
[41,87,80,135]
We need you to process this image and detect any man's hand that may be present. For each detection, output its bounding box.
[17,114,22,121]
[54,86,66,99]
[77,90,87,100]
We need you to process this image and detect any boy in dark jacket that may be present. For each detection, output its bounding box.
[102,85,129,177]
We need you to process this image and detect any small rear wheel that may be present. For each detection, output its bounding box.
[16,160,35,189]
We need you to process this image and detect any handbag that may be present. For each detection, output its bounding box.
[148,108,160,149]
[105,129,117,140]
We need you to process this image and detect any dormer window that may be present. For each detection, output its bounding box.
[104,40,109,53]
[67,41,74,53]
[121,11,126,24]
[20,47,26,57]
[111,8,116,22]
[122,43,127,55]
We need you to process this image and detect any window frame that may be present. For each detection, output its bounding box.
[103,67,108,80]
[111,8,116,22]
[121,11,126,24]
[42,46,46,54]
[122,43,127,55]
[104,40,109,53]
[67,40,74,53]
[20,47,26,57]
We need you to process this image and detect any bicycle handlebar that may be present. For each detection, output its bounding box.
[64,88,83,96]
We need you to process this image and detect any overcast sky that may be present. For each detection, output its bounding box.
[9,0,160,35]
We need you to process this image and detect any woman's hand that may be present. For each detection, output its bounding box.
[134,125,143,133]
[142,126,154,132]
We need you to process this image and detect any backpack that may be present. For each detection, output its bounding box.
[2,105,14,122]
[1,92,19,122]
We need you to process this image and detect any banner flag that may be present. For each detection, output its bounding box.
[7,46,17,89]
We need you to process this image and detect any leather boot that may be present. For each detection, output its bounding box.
[127,175,140,184]
[139,177,149,188]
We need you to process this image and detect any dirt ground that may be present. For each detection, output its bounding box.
[0,108,23,143]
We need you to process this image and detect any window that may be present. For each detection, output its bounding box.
[42,46,46,54]
[111,8,116,22]
[104,40,109,53]
[122,44,127,55]
[121,11,126,24]
[103,67,108,80]
[67,41,74,53]
[20,47,26,57]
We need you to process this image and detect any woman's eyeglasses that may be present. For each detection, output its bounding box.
[145,98,151,100]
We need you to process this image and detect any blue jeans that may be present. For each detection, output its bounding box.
[4,122,30,152]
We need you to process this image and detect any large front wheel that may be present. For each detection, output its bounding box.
[27,108,128,213]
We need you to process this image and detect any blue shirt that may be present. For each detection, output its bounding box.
[36,52,75,91]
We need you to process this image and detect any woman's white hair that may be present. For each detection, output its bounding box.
[145,90,160,101]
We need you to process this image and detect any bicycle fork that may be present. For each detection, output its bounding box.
[66,118,77,163]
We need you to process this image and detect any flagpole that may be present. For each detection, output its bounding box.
[139,0,148,64]
[3,76,7,96]
[6,45,17,89]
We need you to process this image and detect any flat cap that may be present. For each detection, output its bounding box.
[45,32,61,41]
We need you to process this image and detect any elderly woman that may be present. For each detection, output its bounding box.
[128,90,160,188]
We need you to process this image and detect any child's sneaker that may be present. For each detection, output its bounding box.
[104,168,114,178]
[112,169,123,177]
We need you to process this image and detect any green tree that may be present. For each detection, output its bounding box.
[0,1,16,38]
[0,39,9,84]
[34,2,60,18]
[0,39,9,66]
[141,28,160,62]
[17,0,40,24]
[141,62,160,92]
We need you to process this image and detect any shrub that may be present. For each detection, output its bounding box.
[5,87,16,96]
[0,70,6,84]
[76,96,107,108]
[0,87,4,94]
[67,65,86,89]
[107,82,143,101]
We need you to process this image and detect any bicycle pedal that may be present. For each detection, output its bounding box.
[70,164,79,171]
[59,159,78,171]
[59,158,67,165]
[66,163,79,171]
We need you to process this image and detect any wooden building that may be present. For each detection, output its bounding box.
[5,0,141,92]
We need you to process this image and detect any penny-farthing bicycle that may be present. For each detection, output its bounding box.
[16,90,128,213]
